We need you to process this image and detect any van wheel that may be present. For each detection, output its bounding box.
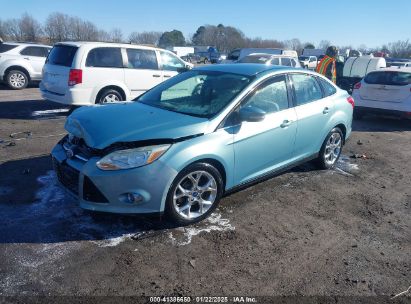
[316,127,343,169]
[98,89,123,104]
[204,58,208,64]
[165,162,223,225]
[6,70,28,90]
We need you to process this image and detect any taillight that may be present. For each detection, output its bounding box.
[347,96,355,108]
[353,82,361,90]
[68,69,82,86]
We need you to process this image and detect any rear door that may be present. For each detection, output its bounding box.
[20,46,49,79]
[42,44,78,94]
[159,50,186,80]
[124,48,162,99]
[360,71,411,104]
[291,73,334,158]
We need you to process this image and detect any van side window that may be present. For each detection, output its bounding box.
[242,75,289,114]
[281,57,291,66]
[291,74,323,105]
[126,49,158,70]
[86,47,123,68]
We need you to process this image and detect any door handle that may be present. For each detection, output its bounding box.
[280,120,293,128]
[152,74,161,78]
[24,57,30,60]
[164,75,172,78]
[323,107,330,114]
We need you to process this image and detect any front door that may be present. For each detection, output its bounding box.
[233,75,297,185]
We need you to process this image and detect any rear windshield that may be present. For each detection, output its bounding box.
[238,55,271,63]
[46,45,78,67]
[365,71,411,86]
[0,44,18,53]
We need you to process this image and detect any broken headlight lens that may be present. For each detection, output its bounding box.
[96,144,171,170]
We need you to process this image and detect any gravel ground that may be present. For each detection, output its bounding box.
[0,85,410,303]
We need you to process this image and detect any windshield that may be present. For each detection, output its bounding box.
[0,43,18,53]
[135,70,252,118]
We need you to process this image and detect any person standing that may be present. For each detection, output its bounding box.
[316,46,338,83]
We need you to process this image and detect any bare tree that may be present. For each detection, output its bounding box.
[4,19,23,41]
[44,12,70,43]
[388,39,411,58]
[109,28,123,43]
[128,31,162,45]
[318,40,331,50]
[18,13,43,42]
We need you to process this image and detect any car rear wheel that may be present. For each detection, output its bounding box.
[98,89,123,104]
[6,70,28,90]
[316,127,343,169]
[166,163,223,225]
[204,58,208,64]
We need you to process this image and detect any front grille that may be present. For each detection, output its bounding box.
[53,158,80,195]
[83,176,109,203]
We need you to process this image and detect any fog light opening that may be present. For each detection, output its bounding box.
[127,192,144,204]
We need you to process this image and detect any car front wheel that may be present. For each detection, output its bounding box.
[166,163,224,225]
[6,70,28,90]
[317,127,343,169]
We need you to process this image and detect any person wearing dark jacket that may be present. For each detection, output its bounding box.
[316,46,338,83]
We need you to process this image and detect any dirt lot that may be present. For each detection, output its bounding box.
[0,85,410,303]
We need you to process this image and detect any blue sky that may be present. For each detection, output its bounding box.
[1,0,410,48]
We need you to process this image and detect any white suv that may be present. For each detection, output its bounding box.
[40,42,192,105]
[352,67,411,119]
[0,42,52,89]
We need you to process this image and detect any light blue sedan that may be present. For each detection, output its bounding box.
[52,64,354,224]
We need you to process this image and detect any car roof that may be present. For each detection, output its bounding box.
[375,67,411,73]
[194,63,296,76]
[2,42,51,47]
[55,41,161,51]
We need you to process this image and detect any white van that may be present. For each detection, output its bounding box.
[40,42,192,105]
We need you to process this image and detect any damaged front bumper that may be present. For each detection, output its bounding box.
[51,141,178,214]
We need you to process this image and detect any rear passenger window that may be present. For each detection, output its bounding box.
[0,43,18,53]
[126,49,158,70]
[86,47,123,68]
[318,77,337,96]
[291,74,323,105]
[242,75,289,114]
[281,58,292,66]
[20,47,48,57]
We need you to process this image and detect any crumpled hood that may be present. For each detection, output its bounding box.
[65,103,209,149]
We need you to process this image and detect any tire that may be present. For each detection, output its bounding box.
[316,127,343,170]
[204,58,208,64]
[6,69,28,90]
[97,89,123,104]
[165,162,224,225]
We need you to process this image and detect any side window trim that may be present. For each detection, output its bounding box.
[218,73,291,129]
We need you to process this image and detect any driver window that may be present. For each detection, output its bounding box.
[160,51,185,71]
[242,75,289,114]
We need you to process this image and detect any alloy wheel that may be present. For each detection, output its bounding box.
[324,132,342,166]
[9,72,26,89]
[102,93,120,103]
[173,171,218,220]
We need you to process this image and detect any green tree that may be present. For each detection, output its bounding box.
[158,30,185,48]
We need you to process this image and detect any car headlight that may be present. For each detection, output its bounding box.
[96,144,171,170]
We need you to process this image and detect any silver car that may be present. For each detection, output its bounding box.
[238,53,301,68]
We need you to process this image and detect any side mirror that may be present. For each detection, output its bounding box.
[177,65,191,73]
[239,106,266,122]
